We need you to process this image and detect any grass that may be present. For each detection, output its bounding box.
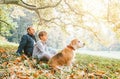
[0,41,120,79]
[76,54,120,79]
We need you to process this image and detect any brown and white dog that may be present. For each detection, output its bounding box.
[48,39,85,69]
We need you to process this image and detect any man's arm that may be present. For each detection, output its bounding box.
[16,35,27,55]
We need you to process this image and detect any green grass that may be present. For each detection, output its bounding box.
[0,39,18,53]
[76,54,120,79]
[0,41,120,79]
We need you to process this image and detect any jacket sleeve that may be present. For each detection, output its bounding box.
[16,35,28,55]
[36,41,48,54]
[36,41,50,58]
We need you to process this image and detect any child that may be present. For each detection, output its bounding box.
[32,31,56,61]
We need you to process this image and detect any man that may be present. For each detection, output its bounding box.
[16,26,36,57]
[32,31,56,61]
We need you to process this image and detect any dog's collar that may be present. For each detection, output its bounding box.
[67,45,75,50]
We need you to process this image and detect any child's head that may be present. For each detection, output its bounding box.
[38,31,47,41]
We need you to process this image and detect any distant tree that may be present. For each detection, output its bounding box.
[0,0,120,50]
[0,6,17,39]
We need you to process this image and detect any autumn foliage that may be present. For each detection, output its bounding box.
[0,44,120,79]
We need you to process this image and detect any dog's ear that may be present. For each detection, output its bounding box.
[70,39,78,46]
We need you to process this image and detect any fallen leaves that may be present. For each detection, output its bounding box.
[33,72,39,78]
[1,53,8,58]
[17,75,29,79]
[0,48,120,79]
[88,63,96,68]
[14,57,22,62]
[88,73,94,79]
[67,71,86,79]
[95,70,105,75]
[1,43,120,78]
[0,56,117,79]
[1,62,8,67]
[0,48,6,53]
[33,70,42,78]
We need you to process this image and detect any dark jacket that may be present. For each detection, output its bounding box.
[16,34,36,57]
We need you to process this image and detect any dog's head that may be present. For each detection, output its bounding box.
[69,39,85,50]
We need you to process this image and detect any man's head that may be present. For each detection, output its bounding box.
[38,31,47,41]
[27,26,35,35]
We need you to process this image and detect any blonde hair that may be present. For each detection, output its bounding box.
[38,31,47,38]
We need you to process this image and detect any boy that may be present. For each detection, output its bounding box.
[32,31,56,60]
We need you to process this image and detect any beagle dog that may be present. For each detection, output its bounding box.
[48,39,85,69]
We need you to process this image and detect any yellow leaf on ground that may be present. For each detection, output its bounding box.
[33,70,43,78]
[88,63,95,67]
[1,53,7,58]
[0,48,6,53]
[96,70,105,75]
[2,62,8,67]
[88,73,95,79]
[17,75,29,79]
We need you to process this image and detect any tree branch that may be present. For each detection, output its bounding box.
[0,0,62,24]
[37,0,62,9]
[64,0,100,24]
[0,20,10,25]
[64,0,83,15]
[20,0,36,7]
[0,0,62,10]
[42,17,61,22]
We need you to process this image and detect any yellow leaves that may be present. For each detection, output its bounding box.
[13,57,22,65]
[1,62,8,67]
[16,70,30,79]
[0,50,119,79]
[0,48,6,53]
[87,70,108,79]
[0,48,7,58]
[67,70,86,79]
[16,57,22,62]
[1,53,8,58]
[113,23,120,40]
[95,70,105,75]
[17,75,29,79]
[33,70,44,78]
[113,23,120,33]
[88,63,96,68]
[88,73,94,79]
[33,71,40,78]
[116,69,120,73]
[7,63,33,79]
[45,72,53,78]
[21,54,29,60]
[68,73,77,79]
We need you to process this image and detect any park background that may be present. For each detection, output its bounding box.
[0,0,120,79]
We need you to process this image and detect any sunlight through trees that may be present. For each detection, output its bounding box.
[0,0,120,50]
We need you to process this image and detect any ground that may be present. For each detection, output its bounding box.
[0,42,120,79]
